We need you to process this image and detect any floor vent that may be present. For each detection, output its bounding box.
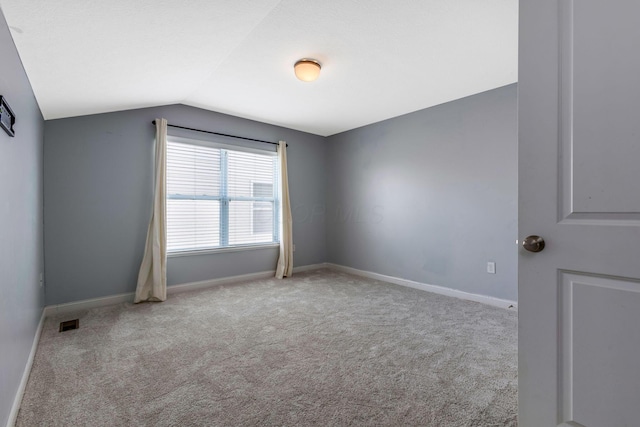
[59,319,79,332]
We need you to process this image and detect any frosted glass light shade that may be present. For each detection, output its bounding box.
[294,59,321,82]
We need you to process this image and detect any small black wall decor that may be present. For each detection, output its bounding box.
[0,96,15,137]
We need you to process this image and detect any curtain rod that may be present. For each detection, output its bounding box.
[151,120,286,147]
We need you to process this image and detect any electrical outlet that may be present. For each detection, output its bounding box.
[487,262,496,274]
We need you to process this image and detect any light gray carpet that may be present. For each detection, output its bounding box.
[17,269,517,426]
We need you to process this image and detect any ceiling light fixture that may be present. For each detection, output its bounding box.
[294,59,321,82]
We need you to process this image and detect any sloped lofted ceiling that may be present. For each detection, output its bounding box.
[0,0,517,136]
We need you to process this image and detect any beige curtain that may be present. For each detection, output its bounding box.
[275,141,293,278]
[135,118,168,302]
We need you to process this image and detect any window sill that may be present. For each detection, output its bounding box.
[167,243,280,258]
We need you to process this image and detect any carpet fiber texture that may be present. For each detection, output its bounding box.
[17,269,517,426]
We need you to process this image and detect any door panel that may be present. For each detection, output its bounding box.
[567,0,640,215]
[519,0,640,425]
[560,273,640,427]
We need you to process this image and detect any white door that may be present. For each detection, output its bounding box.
[519,0,640,426]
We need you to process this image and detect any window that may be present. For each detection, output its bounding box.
[166,139,279,253]
[251,182,274,235]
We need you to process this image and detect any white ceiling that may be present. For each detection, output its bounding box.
[0,0,518,136]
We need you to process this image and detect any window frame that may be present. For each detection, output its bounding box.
[165,136,280,256]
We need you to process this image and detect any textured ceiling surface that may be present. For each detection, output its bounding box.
[0,0,517,136]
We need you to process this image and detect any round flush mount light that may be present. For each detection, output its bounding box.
[294,59,321,82]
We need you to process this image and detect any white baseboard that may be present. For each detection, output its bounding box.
[43,264,328,317]
[7,309,45,427]
[292,263,328,273]
[42,262,513,319]
[167,270,275,294]
[43,292,135,317]
[325,263,517,310]
[170,264,327,294]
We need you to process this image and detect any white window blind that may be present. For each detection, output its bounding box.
[166,139,279,253]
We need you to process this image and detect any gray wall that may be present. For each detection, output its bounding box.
[44,104,326,305]
[0,7,45,426]
[44,85,517,305]
[325,84,518,301]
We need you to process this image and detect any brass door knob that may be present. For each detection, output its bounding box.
[522,235,545,252]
